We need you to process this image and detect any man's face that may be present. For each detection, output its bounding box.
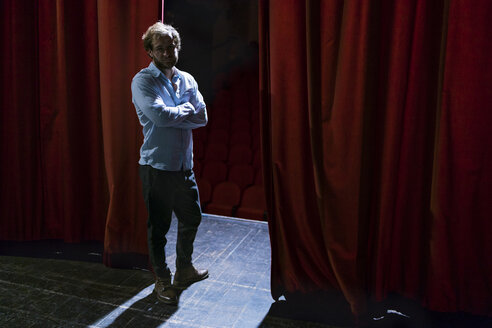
[149,34,179,71]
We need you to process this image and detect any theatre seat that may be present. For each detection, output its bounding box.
[204,143,228,162]
[193,126,208,143]
[193,160,202,178]
[197,178,212,208]
[206,181,241,217]
[230,119,250,133]
[235,185,267,220]
[228,144,252,165]
[211,105,231,120]
[202,160,228,187]
[212,90,231,113]
[228,164,254,190]
[209,116,230,130]
[194,139,205,160]
[230,131,251,146]
[208,129,229,145]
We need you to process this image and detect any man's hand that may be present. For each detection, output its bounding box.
[178,102,195,115]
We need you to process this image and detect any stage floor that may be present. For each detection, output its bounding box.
[0,215,336,328]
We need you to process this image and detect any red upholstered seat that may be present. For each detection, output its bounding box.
[211,105,231,120]
[230,119,251,132]
[206,181,241,217]
[209,116,230,130]
[193,160,202,178]
[212,90,232,112]
[193,126,208,143]
[204,143,228,162]
[201,160,228,187]
[230,81,250,110]
[197,178,212,208]
[231,107,251,121]
[230,131,251,147]
[208,129,229,145]
[228,144,252,165]
[236,185,267,221]
[193,139,205,160]
[228,164,255,190]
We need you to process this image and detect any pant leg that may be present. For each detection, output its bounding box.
[173,169,203,270]
[139,165,174,278]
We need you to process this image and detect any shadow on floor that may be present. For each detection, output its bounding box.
[0,239,104,262]
[260,291,355,328]
[362,294,492,328]
[260,292,492,328]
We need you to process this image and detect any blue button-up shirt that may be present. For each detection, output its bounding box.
[131,62,208,171]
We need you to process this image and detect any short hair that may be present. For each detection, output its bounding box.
[142,22,181,52]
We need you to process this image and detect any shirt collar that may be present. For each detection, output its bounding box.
[148,62,181,83]
[148,61,162,77]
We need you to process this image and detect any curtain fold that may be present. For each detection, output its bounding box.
[429,0,492,315]
[1,0,108,242]
[1,1,159,266]
[97,0,159,267]
[1,0,43,241]
[260,0,492,317]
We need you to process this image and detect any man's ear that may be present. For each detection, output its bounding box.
[146,50,153,59]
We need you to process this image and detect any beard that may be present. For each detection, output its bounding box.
[154,56,178,72]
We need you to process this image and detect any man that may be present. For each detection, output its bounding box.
[131,22,208,305]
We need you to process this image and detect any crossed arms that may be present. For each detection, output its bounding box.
[131,77,208,129]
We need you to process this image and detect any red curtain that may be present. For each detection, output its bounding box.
[0,0,159,265]
[260,0,492,317]
[97,1,160,267]
[429,1,492,315]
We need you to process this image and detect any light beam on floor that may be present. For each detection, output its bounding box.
[88,284,155,328]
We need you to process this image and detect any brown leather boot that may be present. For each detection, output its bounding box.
[173,266,209,289]
[154,276,178,305]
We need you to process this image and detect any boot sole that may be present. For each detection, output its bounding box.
[156,294,178,305]
[154,287,178,305]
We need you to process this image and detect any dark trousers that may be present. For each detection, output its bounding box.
[139,165,202,278]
